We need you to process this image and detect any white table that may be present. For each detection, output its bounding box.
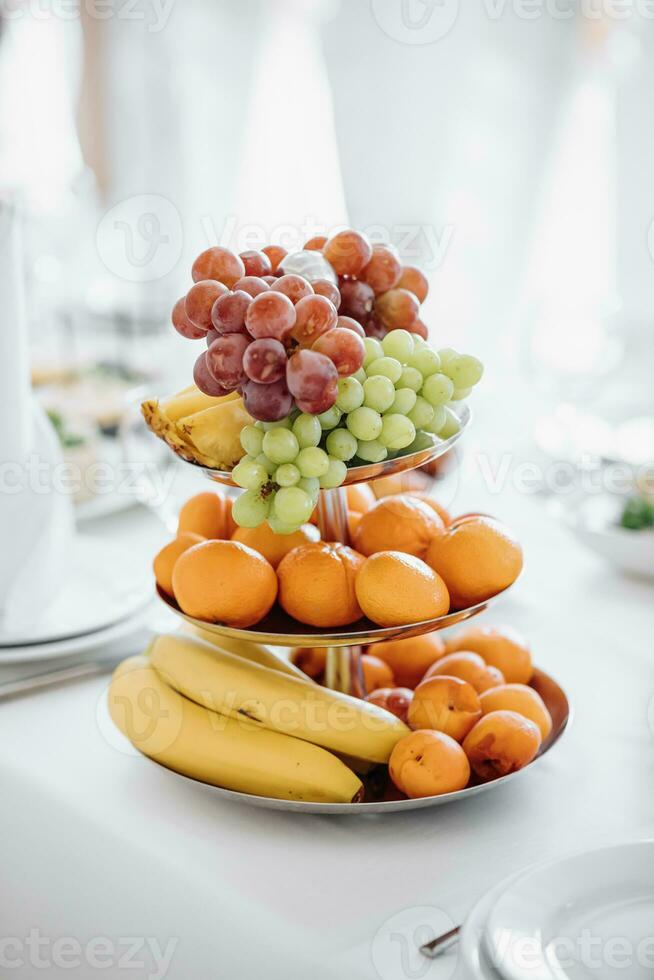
[1,448,652,980]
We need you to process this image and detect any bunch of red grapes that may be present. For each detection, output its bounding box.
[172,230,429,423]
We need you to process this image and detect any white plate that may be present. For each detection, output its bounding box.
[459,871,523,979]
[0,535,151,647]
[484,841,654,980]
[0,604,154,664]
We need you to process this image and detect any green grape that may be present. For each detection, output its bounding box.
[262,428,300,465]
[399,366,423,392]
[408,395,435,429]
[363,375,395,413]
[409,347,441,378]
[254,420,265,429]
[274,487,314,525]
[298,477,320,500]
[240,425,264,457]
[326,428,358,461]
[296,446,330,478]
[275,463,300,487]
[336,377,364,413]
[255,452,277,476]
[356,439,388,463]
[352,367,367,385]
[262,418,292,431]
[425,405,447,434]
[317,405,342,430]
[446,353,484,388]
[363,337,384,368]
[450,386,472,401]
[389,387,417,415]
[232,456,269,491]
[382,329,414,363]
[422,372,454,407]
[233,489,270,527]
[292,413,322,449]
[436,406,461,439]
[268,512,300,535]
[437,348,458,373]
[366,356,402,384]
[406,431,436,454]
[319,457,347,489]
[379,414,416,450]
[346,406,383,441]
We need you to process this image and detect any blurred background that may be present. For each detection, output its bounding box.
[2,0,653,533]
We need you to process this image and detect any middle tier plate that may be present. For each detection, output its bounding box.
[157,582,510,647]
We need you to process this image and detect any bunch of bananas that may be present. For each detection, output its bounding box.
[142,386,251,471]
[108,632,409,804]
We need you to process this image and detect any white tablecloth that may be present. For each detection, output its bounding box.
[1,450,652,980]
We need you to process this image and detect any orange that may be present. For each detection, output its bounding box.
[366,687,413,725]
[354,494,444,559]
[347,510,363,539]
[389,730,470,798]
[405,492,452,526]
[371,471,428,499]
[360,654,394,691]
[346,483,376,513]
[463,710,542,781]
[444,626,533,684]
[408,675,481,742]
[425,517,523,609]
[172,540,277,628]
[177,492,228,539]
[423,651,505,693]
[355,552,450,627]
[367,633,446,688]
[224,497,237,538]
[277,542,365,627]
[231,522,319,569]
[292,647,328,679]
[153,532,205,597]
[479,684,552,740]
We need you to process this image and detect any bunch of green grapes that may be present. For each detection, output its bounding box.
[231,329,483,533]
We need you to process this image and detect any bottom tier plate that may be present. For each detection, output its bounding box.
[145,667,570,814]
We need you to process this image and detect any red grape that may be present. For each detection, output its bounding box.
[234,276,270,298]
[245,291,296,341]
[312,328,365,377]
[193,352,231,396]
[291,294,338,347]
[185,279,228,330]
[361,245,402,294]
[262,245,287,272]
[239,250,272,278]
[375,288,420,328]
[397,266,429,303]
[243,338,287,384]
[205,328,220,347]
[323,229,372,277]
[337,315,365,338]
[192,247,244,288]
[339,279,375,321]
[206,334,250,390]
[312,279,341,307]
[272,274,314,305]
[406,318,428,340]
[243,378,293,422]
[262,275,278,285]
[304,235,327,251]
[172,297,206,340]
[364,315,386,339]
[211,290,251,334]
[286,349,338,414]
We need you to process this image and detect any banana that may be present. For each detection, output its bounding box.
[150,633,409,763]
[109,655,363,804]
[179,623,308,681]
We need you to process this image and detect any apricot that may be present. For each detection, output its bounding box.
[463,710,542,781]
[389,730,470,798]
[354,494,444,560]
[367,633,446,689]
[346,483,376,513]
[291,647,328,679]
[444,626,533,684]
[177,491,228,539]
[360,654,394,692]
[366,687,413,725]
[479,684,552,740]
[423,652,504,693]
[408,675,481,742]
[153,532,205,597]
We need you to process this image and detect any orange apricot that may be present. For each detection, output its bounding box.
[444,626,533,684]
[367,633,446,689]
[423,651,504,693]
[389,730,470,798]
[408,675,481,742]
[463,710,542,781]
[360,654,394,692]
[479,684,552,740]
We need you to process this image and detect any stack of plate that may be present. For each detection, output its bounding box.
[458,841,654,979]
[0,535,152,665]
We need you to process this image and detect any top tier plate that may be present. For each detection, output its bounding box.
[184,404,471,489]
